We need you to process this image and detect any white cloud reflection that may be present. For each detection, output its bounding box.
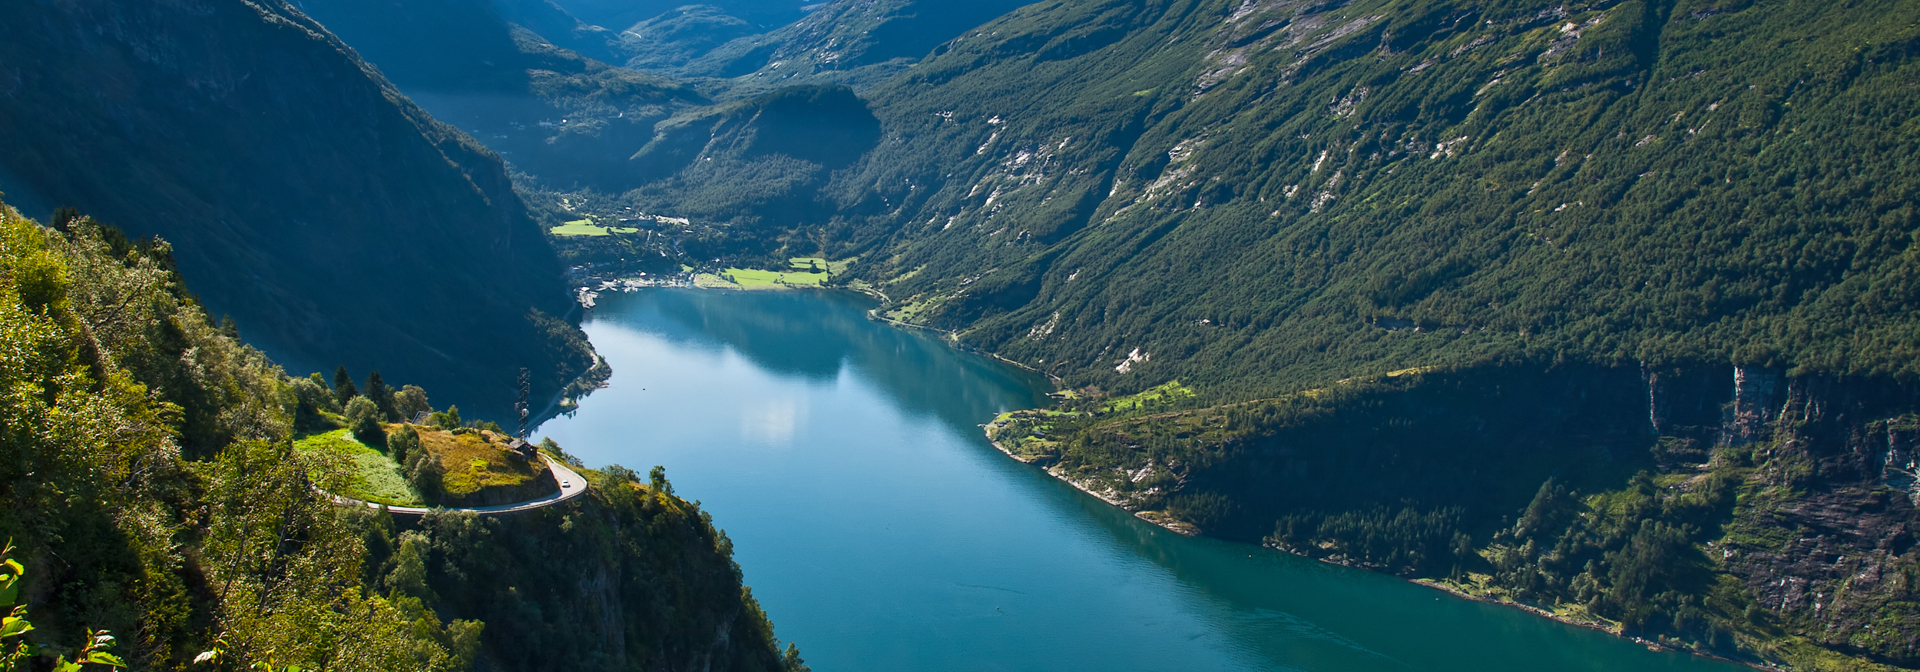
[741,396,805,446]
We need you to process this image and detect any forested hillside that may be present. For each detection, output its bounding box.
[0,198,801,670]
[816,0,1920,397]
[0,0,598,421]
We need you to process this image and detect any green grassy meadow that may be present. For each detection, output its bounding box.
[550,219,639,237]
[697,267,830,289]
[295,428,423,506]
[788,257,852,274]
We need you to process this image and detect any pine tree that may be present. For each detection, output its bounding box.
[50,206,80,233]
[364,370,397,421]
[332,365,358,405]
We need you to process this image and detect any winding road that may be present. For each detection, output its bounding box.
[327,453,589,516]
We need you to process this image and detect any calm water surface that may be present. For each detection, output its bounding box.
[534,289,1747,672]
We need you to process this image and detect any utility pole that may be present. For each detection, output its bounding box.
[516,367,531,438]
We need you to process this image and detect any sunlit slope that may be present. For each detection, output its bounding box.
[825,0,1920,395]
[0,200,799,671]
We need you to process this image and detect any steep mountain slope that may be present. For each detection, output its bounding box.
[297,0,711,191]
[0,200,801,671]
[824,0,1920,399]
[553,0,806,35]
[0,0,597,420]
[682,0,1040,92]
[620,84,882,242]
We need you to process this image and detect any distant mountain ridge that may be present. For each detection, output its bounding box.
[0,0,598,419]
[675,0,1040,92]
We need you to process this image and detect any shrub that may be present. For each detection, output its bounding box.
[346,396,384,445]
[388,424,420,466]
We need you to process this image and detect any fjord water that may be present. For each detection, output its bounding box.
[534,289,1745,672]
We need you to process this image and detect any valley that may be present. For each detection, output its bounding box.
[2,0,1917,670]
[381,0,1920,667]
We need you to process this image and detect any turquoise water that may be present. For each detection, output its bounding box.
[534,289,1748,672]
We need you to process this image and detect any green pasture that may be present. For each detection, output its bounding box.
[550,219,639,237]
[788,257,853,274]
[295,428,423,506]
[698,267,831,289]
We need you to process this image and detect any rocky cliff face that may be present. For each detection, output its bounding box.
[1720,373,1920,663]
[0,0,594,419]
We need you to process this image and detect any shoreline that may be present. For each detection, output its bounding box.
[980,421,1778,671]
[984,432,1200,536]
[1406,579,1778,671]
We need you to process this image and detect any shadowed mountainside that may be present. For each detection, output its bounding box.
[0,0,599,419]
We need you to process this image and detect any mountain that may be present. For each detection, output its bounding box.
[0,0,600,420]
[551,0,807,36]
[605,0,1920,666]
[680,0,1040,92]
[297,0,713,191]
[813,0,1920,403]
[0,199,802,671]
[620,83,882,243]
[618,4,777,72]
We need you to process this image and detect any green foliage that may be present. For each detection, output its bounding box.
[334,365,359,406]
[781,643,810,672]
[1484,466,1745,647]
[431,405,464,432]
[395,384,432,421]
[405,438,448,502]
[528,309,613,403]
[364,370,397,421]
[389,424,421,468]
[351,466,803,671]
[0,543,127,672]
[346,396,385,445]
[296,429,424,507]
[290,374,340,433]
[1270,506,1471,576]
[0,200,795,670]
[466,419,506,434]
[649,465,675,498]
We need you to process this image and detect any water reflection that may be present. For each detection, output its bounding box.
[598,288,1049,432]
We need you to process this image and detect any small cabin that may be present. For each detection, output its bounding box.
[506,437,538,460]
